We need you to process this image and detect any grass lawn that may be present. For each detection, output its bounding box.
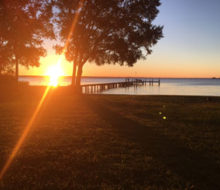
[0,87,220,189]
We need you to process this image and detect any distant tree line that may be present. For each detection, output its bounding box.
[0,0,163,89]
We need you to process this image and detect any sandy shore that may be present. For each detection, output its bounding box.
[0,86,220,189]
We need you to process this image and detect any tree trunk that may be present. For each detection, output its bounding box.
[72,60,77,87]
[15,59,19,82]
[75,63,83,93]
[72,50,78,88]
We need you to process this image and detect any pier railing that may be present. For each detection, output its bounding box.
[81,78,160,94]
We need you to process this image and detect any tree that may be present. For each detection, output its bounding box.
[0,0,54,80]
[54,0,163,89]
[0,42,13,75]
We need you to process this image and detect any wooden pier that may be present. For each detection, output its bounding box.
[81,79,160,94]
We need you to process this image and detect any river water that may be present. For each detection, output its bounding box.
[19,76,220,96]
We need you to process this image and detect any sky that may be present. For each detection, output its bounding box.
[20,0,220,78]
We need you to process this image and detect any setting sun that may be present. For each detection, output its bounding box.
[45,58,64,87]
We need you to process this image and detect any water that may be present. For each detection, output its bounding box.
[19,76,220,96]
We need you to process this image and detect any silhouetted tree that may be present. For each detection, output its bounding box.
[54,0,163,89]
[0,43,12,75]
[0,0,54,80]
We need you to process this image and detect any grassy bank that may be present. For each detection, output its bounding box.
[0,87,220,189]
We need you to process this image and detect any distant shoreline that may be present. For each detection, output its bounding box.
[19,75,216,79]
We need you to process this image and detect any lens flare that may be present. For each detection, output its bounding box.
[0,86,51,180]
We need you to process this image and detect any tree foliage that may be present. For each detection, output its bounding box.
[0,0,54,79]
[54,0,163,88]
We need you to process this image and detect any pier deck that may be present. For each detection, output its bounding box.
[81,79,160,94]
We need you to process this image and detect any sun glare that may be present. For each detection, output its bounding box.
[46,58,64,87]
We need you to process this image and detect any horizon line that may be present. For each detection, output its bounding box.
[19,75,218,79]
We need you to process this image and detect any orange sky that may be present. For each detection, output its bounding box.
[20,46,220,78]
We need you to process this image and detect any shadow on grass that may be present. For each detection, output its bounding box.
[83,95,220,190]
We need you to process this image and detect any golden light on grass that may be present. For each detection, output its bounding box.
[0,86,51,180]
[0,0,85,181]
